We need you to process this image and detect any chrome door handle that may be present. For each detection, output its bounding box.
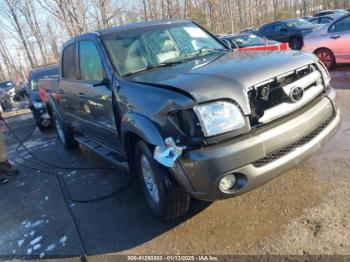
[330,35,340,39]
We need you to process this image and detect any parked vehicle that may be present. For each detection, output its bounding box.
[313,9,348,17]
[307,15,336,25]
[239,27,258,34]
[258,19,321,50]
[42,20,340,220]
[220,33,289,51]
[303,13,350,69]
[28,64,59,131]
[13,81,29,101]
[0,81,14,112]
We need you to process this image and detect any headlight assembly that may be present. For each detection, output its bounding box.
[194,101,245,137]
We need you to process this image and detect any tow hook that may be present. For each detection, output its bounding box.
[154,137,185,168]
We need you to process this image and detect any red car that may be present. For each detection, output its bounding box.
[220,33,289,51]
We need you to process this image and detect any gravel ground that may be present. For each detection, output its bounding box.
[245,75,350,255]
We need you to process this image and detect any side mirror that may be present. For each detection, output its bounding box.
[92,78,109,87]
[280,28,288,32]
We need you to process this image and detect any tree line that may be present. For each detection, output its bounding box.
[0,0,349,81]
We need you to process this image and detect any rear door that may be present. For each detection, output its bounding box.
[273,23,289,42]
[60,43,81,123]
[261,24,275,40]
[327,15,350,62]
[77,40,120,149]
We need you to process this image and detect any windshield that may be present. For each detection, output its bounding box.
[284,19,313,28]
[103,23,225,76]
[0,81,13,89]
[30,67,58,91]
[230,34,265,47]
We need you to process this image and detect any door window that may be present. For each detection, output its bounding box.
[274,23,286,32]
[263,25,274,33]
[329,16,350,33]
[309,18,319,24]
[319,17,332,24]
[79,41,105,81]
[62,44,77,80]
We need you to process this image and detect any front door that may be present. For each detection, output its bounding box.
[77,40,121,150]
[328,15,350,63]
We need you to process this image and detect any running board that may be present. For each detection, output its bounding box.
[74,135,129,171]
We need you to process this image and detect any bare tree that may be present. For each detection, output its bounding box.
[0,0,35,67]
[17,0,49,64]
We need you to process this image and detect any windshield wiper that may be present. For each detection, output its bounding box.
[190,48,228,57]
[123,60,184,77]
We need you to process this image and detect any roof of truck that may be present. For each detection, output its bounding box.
[97,19,190,35]
[63,20,193,48]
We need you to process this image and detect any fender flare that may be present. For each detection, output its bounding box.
[120,112,164,147]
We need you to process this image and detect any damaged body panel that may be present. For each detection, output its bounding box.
[41,19,340,220]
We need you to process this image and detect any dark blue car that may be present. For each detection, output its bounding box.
[258,19,321,50]
[28,64,59,131]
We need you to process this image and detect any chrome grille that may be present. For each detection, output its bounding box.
[252,113,335,168]
[249,64,325,126]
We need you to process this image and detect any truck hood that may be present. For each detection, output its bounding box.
[127,51,317,114]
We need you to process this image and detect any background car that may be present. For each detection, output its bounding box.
[307,15,336,25]
[28,64,59,131]
[303,13,350,69]
[257,19,321,50]
[239,27,258,34]
[0,81,14,112]
[313,9,348,17]
[220,33,289,51]
[0,80,16,99]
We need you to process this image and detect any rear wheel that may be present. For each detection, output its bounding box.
[289,37,303,50]
[315,48,335,70]
[135,140,190,220]
[53,114,78,149]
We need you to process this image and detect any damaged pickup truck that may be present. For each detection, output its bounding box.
[41,20,340,220]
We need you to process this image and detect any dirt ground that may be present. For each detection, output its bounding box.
[0,66,349,260]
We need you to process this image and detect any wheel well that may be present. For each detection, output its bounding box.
[289,36,303,44]
[314,47,334,56]
[123,132,143,176]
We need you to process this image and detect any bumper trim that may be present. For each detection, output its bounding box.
[253,112,336,168]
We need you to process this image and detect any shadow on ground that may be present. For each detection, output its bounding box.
[0,114,210,259]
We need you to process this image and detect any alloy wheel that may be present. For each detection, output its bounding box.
[141,155,160,204]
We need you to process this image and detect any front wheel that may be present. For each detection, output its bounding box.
[135,140,190,220]
[53,114,78,149]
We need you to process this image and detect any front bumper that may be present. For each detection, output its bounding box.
[176,88,340,201]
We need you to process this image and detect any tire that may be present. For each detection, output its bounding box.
[289,37,303,50]
[134,140,190,220]
[53,113,78,149]
[33,112,51,132]
[314,48,335,70]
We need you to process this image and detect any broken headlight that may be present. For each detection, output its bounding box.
[194,101,245,137]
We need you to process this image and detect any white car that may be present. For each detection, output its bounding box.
[303,13,350,69]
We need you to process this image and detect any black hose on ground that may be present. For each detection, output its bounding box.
[2,117,136,261]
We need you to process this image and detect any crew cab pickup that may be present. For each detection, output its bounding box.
[41,20,340,220]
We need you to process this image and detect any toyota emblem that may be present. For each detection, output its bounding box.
[289,86,304,103]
